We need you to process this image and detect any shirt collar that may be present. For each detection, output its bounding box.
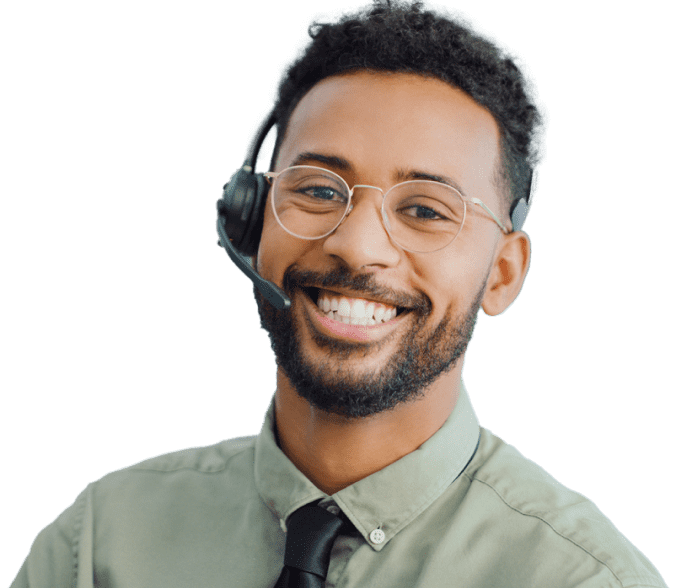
[254,381,480,551]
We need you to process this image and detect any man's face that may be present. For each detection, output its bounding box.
[255,71,504,418]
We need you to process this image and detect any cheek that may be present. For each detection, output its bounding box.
[419,248,492,315]
[256,200,282,276]
[446,221,497,279]
[256,199,310,282]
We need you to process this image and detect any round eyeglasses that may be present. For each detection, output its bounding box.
[264,165,509,253]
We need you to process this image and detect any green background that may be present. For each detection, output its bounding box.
[0,0,676,585]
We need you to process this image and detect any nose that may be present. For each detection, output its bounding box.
[322,186,401,270]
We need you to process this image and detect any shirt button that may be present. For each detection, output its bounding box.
[369,528,385,544]
[326,505,340,515]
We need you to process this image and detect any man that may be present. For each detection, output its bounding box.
[12,1,667,587]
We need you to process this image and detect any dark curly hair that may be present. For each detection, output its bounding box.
[269,0,542,222]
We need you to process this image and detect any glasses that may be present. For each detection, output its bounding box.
[264,166,509,253]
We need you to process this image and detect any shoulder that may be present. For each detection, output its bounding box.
[125,434,257,474]
[86,434,259,505]
[463,428,665,588]
[16,435,262,587]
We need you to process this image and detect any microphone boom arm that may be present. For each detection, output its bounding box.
[217,218,291,311]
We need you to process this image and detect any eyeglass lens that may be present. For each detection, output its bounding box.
[271,166,465,253]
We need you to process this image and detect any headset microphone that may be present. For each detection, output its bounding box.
[216,217,291,310]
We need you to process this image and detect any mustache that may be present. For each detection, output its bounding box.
[282,264,431,314]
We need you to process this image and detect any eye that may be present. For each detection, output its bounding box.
[298,184,346,202]
[391,189,463,225]
[399,205,450,221]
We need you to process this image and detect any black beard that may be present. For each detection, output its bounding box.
[255,264,486,419]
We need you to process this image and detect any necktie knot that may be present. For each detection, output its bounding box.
[275,503,348,587]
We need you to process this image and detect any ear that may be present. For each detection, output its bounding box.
[482,231,531,316]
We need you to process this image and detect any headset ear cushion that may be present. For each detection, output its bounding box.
[510,197,529,232]
[238,173,267,256]
[217,168,268,256]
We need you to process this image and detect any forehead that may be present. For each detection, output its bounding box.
[277,71,502,204]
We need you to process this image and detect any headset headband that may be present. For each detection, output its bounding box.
[244,112,277,172]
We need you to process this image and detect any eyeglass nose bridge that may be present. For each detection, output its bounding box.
[335,183,388,230]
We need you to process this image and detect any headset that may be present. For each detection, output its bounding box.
[216,113,291,311]
[216,111,533,312]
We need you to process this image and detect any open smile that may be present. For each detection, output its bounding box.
[299,287,410,342]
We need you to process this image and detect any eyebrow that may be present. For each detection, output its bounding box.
[397,169,466,196]
[290,151,467,196]
[290,151,352,172]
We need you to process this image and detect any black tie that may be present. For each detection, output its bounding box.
[274,503,348,588]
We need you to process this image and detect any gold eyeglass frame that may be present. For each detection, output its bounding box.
[264,165,509,253]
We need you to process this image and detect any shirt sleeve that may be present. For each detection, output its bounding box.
[10,487,93,588]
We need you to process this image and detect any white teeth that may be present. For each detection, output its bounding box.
[338,298,351,317]
[374,306,385,323]
[315,289,400,325]
[350,299,366,319]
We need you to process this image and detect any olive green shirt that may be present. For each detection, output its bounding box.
[13,384,666,587]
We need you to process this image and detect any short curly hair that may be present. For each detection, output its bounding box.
[269,0,542,222]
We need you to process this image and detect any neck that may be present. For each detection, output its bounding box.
[273,365,463,495]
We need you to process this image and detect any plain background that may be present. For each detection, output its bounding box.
[1,0,674,585]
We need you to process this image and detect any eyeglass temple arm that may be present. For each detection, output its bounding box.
[469,198,509,234]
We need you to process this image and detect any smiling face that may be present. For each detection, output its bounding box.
[255,70,511,418]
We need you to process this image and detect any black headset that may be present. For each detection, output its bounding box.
[216,112,292,311]
[216,111,533,312]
